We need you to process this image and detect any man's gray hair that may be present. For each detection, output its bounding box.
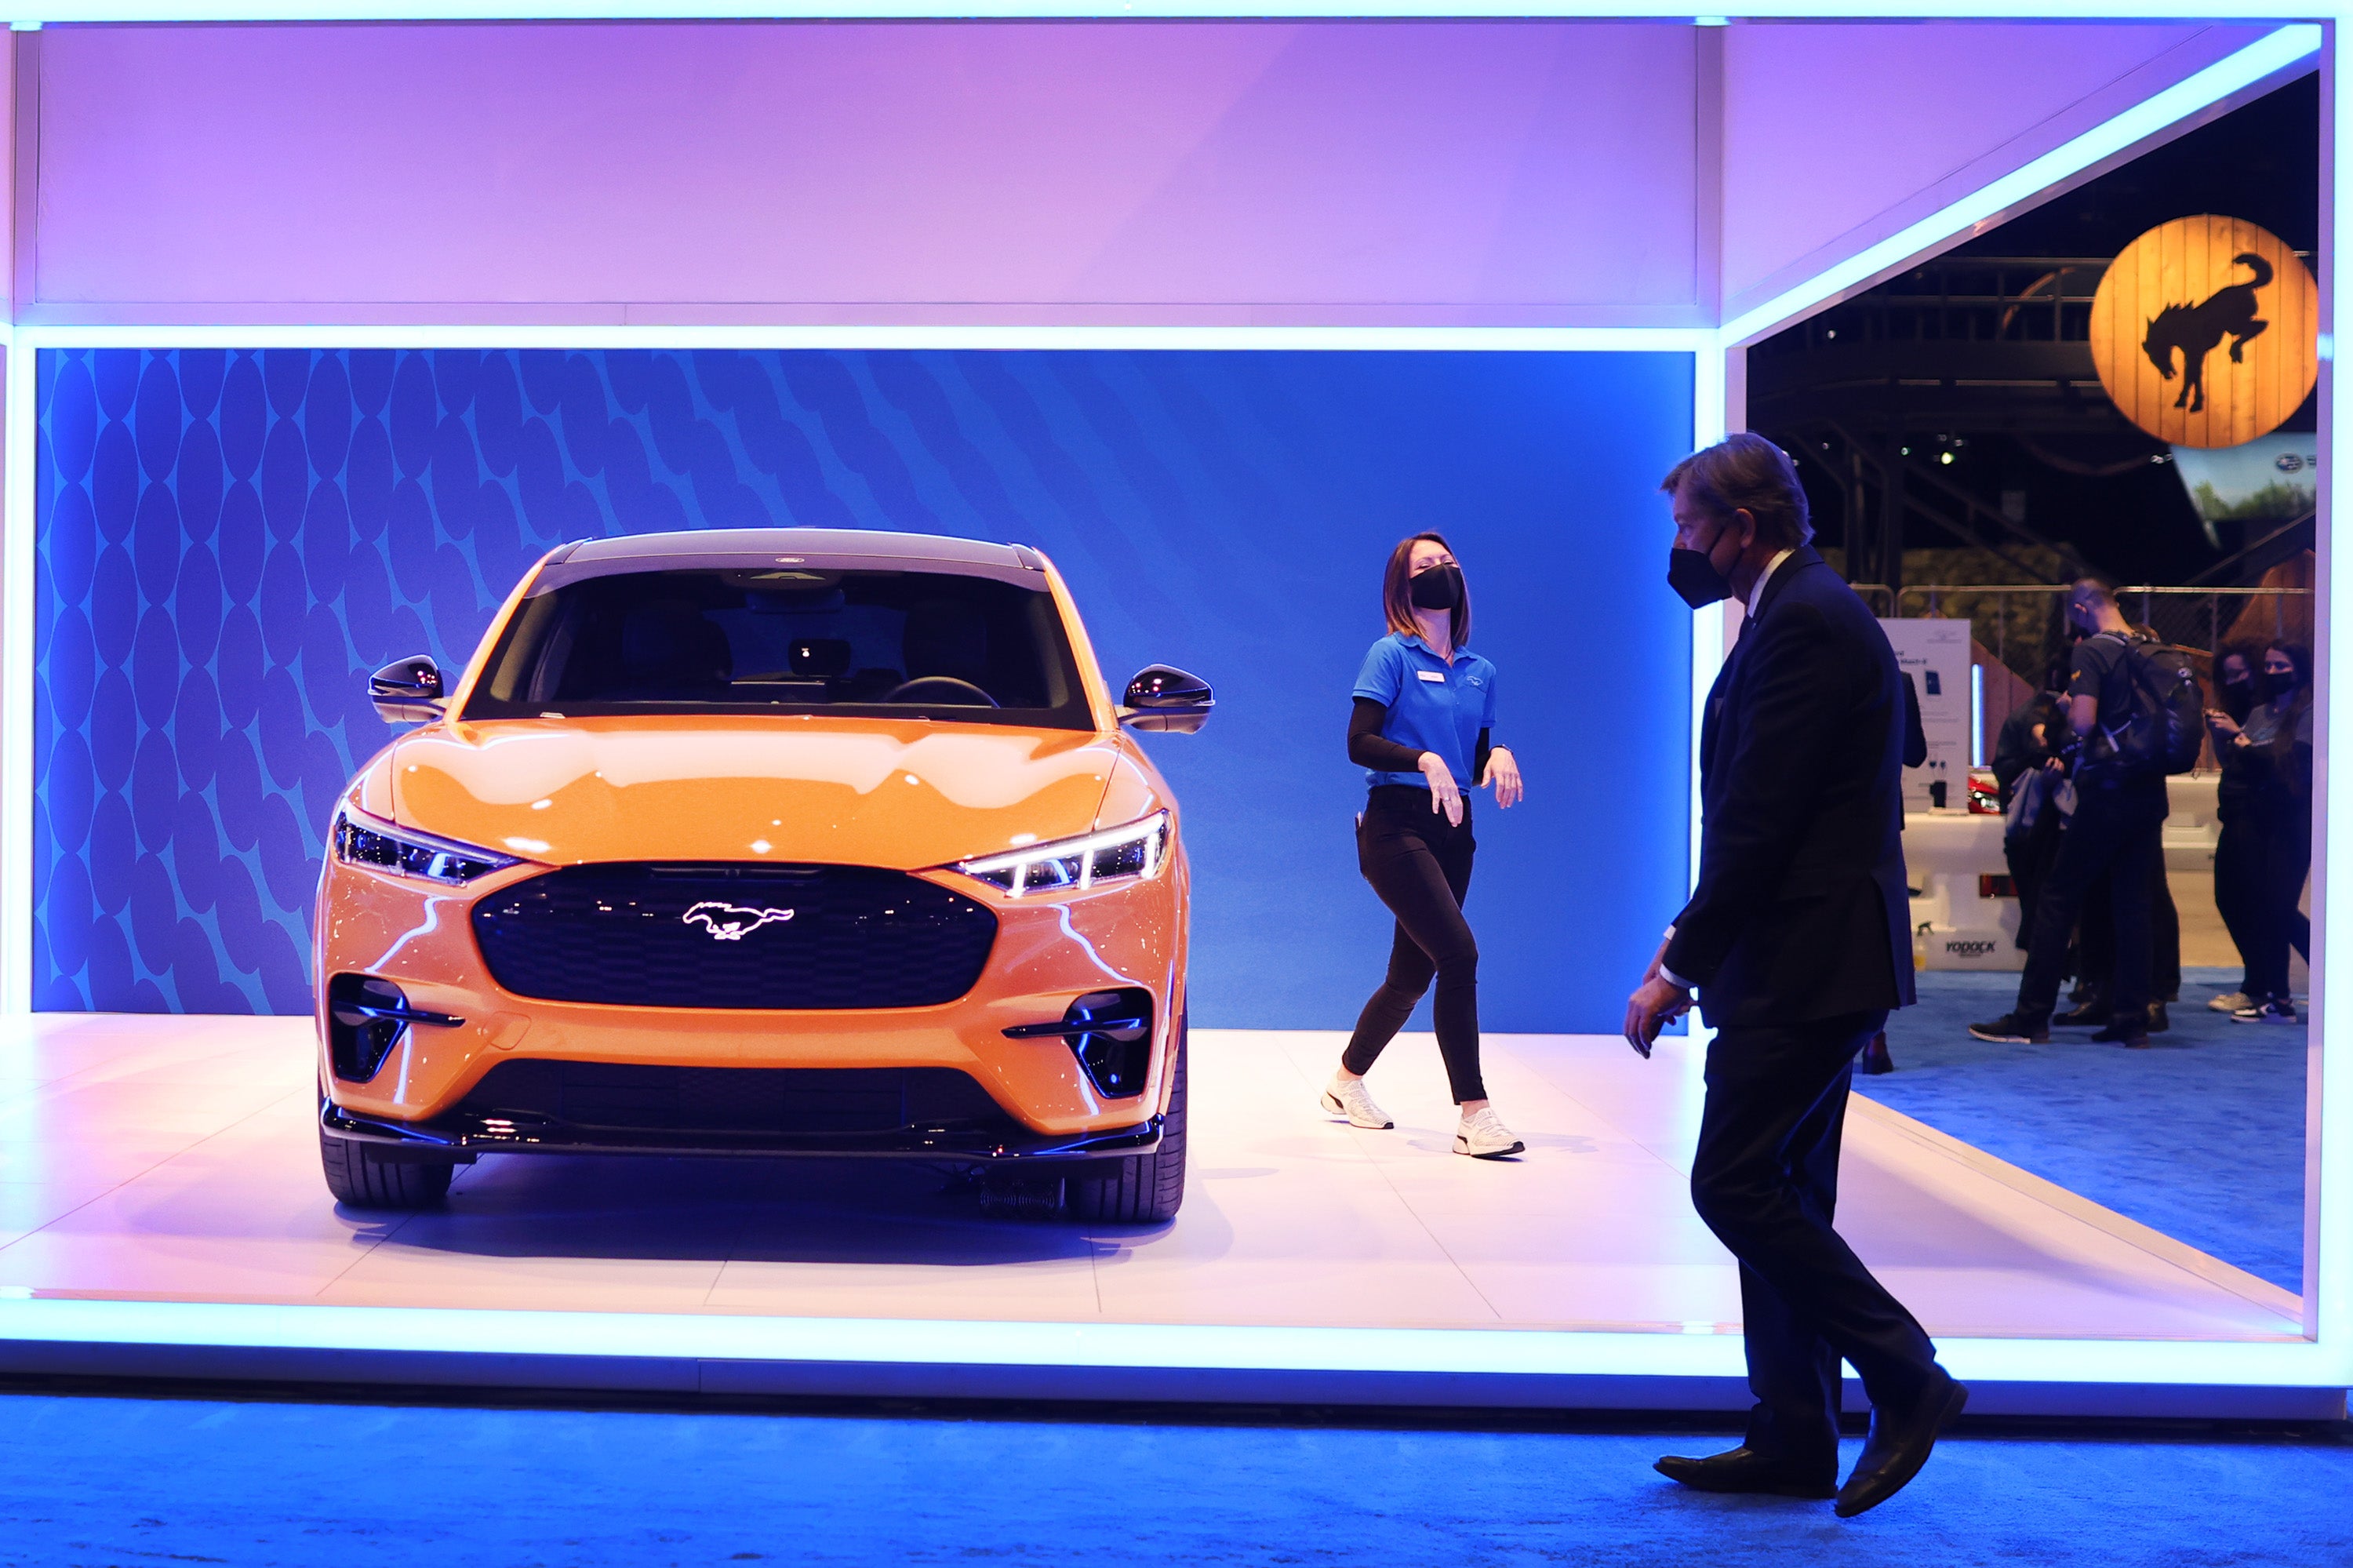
[1660,433,1814,550]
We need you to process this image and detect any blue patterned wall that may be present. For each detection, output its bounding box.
[35,347,1693,1029]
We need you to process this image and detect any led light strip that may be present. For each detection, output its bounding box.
[0,4,2342,22]
[2,333,32,1022]
[0,1294,2333,1392]
[1,323,1714,353]
[2315,21,2351,1360]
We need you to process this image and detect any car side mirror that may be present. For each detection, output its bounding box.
[1118,665,1213,734]
[369,654,446,725]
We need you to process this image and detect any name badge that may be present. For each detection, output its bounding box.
[1416,669,1447,683]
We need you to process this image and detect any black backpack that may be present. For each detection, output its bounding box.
[2086,632,2203,778]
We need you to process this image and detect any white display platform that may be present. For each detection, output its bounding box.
[0,1014,2325,1417]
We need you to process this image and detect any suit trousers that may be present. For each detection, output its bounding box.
[1693,1010,1938,1464]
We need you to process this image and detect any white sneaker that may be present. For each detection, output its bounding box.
[2207,991,2252,1013]
[1453,1106,1525,1159]
[1319,1074,1394,1130]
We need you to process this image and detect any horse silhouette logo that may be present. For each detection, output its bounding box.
[2143,252,2272,413]
[681,901,797,941]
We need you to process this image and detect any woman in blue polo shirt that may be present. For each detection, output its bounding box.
[1319,532,1526,1159]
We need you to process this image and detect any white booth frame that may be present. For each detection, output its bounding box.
[0,5,2339,1409]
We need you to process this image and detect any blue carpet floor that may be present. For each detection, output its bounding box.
[1865,967,2306,1290]
[0,1392,2345,1567]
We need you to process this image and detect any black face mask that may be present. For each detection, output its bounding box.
[2220,675,2259,722]
[1409,563,1464,611]
[1667,545,1734,609]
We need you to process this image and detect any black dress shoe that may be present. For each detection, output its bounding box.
[2089,1020,2152,1048]
[2147,1002,2170,1034]
[1835,1369,1969,1518]
[2053,999,2108,1028]
[1656,1446,1838,1498]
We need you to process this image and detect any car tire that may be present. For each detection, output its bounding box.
[1068,1013,1187,1224]
[319,1121,456,1210]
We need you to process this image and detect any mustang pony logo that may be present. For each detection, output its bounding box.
[681,901,797,941]
[2143,252,2272,413]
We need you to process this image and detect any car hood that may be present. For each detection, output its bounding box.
[388,716,1120,872]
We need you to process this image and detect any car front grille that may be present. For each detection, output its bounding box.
[470,862,998,1010]
[453,1060,1016,1136]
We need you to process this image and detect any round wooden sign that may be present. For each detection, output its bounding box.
[2090,215,2318,449]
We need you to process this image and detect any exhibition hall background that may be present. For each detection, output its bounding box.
[28,345,1694,1031]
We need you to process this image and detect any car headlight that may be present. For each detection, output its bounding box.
[950,811,1169,897]
[333,808,522,886]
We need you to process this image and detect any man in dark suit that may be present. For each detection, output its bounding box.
[1625,434,1966,1518]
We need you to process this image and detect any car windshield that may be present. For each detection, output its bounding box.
[464,566,1093,728]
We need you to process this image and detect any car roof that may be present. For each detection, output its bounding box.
[531,529,1049,593]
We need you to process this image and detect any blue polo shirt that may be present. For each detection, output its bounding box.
[1353,633,1498,788]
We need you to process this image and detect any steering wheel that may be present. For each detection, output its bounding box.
[885,676,999,708]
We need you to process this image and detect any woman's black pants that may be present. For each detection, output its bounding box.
[2236,811,2313,1002]
[1343,785,1484,1103]
[2213,815,2266,996]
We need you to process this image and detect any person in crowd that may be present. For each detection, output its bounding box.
[2064,619,2184,1035]
[2205,642,2269,1014]
[2206,642,2315,1024]
[1627,434,1962,1518]
[1992,661,2069,954]
[1970,578,2169,1050]
[1856,675,1929,1078]
[1322,532,1526,1158]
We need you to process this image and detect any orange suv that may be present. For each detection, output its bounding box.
[315,529,1209,1222]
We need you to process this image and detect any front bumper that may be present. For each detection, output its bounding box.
[320,1098,1162,1163]
[314,846,1187,1138]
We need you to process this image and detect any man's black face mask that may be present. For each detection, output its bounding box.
[1668,520,1738,610]
[1667,548,1733,609]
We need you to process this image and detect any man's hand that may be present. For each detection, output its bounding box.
[1482,746,1523,809]
[1624,938,1691,1058]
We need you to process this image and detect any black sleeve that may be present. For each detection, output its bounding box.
[1475,728,1493,782]
[1991,710,2030,798]
[1348,697,1427,773]
[1900,672,1928,769]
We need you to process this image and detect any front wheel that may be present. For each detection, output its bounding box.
[319,1121,456,1210]
[1068,1014,1187,1224]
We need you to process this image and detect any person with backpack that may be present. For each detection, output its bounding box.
[1970,577,2193,1050]
[2063,618,2188,1039]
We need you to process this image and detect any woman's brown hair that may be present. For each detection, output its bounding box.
[1381,533,1471,647]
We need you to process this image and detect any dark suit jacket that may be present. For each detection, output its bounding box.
[1663,546,1915,1028]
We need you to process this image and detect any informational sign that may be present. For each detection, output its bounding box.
[2090,215,2318,449]
[1881,617,1971,813]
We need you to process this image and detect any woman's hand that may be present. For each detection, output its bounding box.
[1420,752,1464,826]
[2206,710,2242,740]
[1482,746,1523,809]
